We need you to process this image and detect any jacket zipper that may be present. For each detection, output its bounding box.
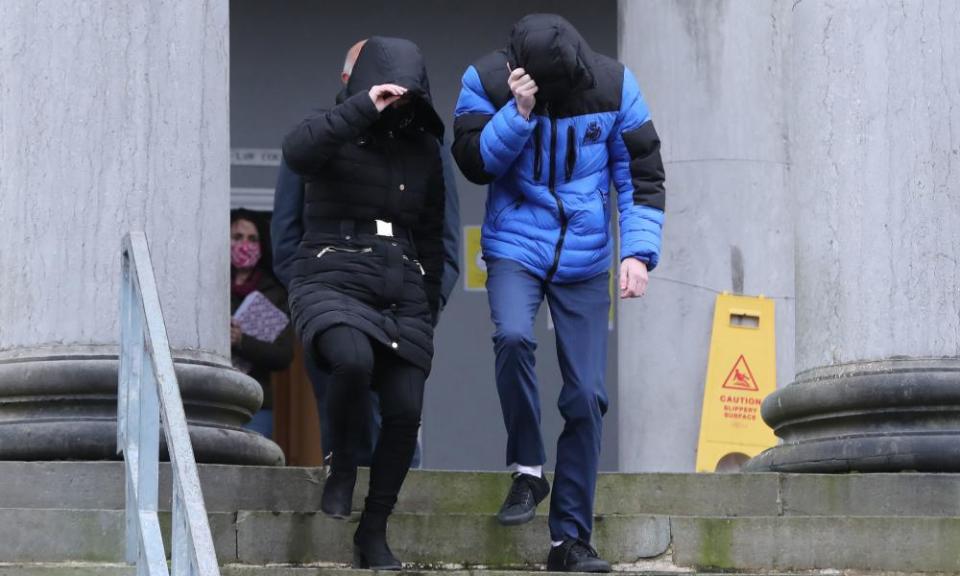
[403,254,426,275]
[317,246,423,275]
[316,246,373,258]
[565,124,577,182]
[533,122,543,182]
[545,103,567,282]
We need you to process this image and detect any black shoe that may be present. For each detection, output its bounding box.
[547,539,611,573]
[320,464,356,519]
[496,472,550,526]
[353,513,402,570]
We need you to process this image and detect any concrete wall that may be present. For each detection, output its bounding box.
[617,0,796,472]
[0,0,230,359]
[0,0,284,465]
[790,1,960,372]
[229,0,620,470]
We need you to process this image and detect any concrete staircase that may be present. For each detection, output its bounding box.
[2,462,960,573]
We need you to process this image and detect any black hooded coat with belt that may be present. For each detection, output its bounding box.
[281,37,446,374]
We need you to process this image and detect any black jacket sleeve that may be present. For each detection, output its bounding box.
[282,92,380,175]
[270,159,304,288]
[237,326,294,372]
[414,147,446,325]
[439,143,461,308]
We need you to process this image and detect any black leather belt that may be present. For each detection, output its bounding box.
[306,218,411,241]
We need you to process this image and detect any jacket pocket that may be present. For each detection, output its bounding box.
[315,245,373,259]
[598,188,611,240]
[492,199,522,231]
[403,254,426,275]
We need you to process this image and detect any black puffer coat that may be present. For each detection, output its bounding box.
[281,36,445,373]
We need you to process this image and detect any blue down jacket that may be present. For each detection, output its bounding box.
[452,14,666,283]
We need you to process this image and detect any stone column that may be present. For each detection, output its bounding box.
[617,0,795,471]
[0,1,283,465]
[748,2,960,471]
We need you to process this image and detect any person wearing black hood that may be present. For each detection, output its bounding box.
[281,36,446,570]
[272,39,462,472]
[453,14,666,572]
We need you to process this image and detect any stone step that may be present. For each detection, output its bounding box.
[0,566,775,576]
[0,507,667,566]
[2,508,960,572]
[5,462,960,517]
[671,515,960,573]
[235,512,669,567]
[0,462,324,514]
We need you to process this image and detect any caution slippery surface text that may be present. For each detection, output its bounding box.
[695,294,777,472]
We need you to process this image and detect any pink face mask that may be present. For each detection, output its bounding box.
[231,241,261,270]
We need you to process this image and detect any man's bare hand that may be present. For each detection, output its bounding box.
[507,66,537,120]
[230,320,243,346]
[619,257,649,299]
[369,84,407,112]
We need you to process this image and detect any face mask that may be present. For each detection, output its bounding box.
[231,241,261,270]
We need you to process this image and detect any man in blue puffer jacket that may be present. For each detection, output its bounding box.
[452,14,665,572]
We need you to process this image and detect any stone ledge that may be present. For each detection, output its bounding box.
[671,516,960,573]
[0,564,793,576]
[235,511,671,567]
[6,463,960,518]
[0,509,237,563]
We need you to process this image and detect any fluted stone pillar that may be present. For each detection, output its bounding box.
[617,0,795,471]
[748,2,960,472]
[0,1,283,464]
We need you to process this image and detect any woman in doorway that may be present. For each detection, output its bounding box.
[230,210,294,439]
[280,36,446,570]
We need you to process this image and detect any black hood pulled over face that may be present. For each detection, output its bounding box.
[346,36,444,139]
[507,14,596,103]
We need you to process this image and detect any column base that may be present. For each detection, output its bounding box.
[0,348,284,465]
[746,358,960,472]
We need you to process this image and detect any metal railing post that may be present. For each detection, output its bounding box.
[118,232,221,576]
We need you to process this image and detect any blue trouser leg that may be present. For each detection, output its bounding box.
[245,409,274,439]
[486,257,547,467]
[545,271,610,543]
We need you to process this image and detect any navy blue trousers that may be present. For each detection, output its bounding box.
[486,257,610,543]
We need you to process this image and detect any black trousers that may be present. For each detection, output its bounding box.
[315,324,425,516]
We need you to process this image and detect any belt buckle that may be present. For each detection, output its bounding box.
[375,219,394,237]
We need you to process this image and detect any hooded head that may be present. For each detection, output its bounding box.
[345,36,444,138]
[506,14,596,102]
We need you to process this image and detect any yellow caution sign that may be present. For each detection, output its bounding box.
[695,293,777,472]
[463,225,487,291]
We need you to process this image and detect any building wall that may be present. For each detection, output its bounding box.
[229,0,621,470]
[617,0,796,472]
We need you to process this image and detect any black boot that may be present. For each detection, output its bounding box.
[320,457,356,519]
[353,511,401,570]
[497,472,551,526]
[546,539,611,573]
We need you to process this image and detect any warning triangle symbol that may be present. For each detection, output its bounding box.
[721,354,759,392]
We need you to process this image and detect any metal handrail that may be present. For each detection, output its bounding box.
[117,232,220,576]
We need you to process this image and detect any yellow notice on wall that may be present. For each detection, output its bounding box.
[463,225,487,291]
[695,293,777,472]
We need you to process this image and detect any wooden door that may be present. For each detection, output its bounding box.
[271,342,325,466]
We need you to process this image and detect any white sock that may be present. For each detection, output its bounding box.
[552,540,564,547]
[512,464,543,478]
